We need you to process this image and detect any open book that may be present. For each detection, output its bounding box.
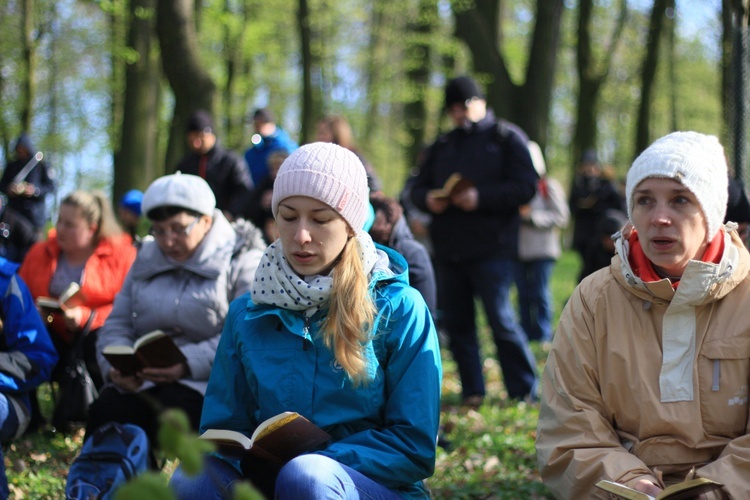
[595,478,723,500]
[102,330,187,376]
[36,282,84,312]
[199,411,331,464]
[428,173,474,199]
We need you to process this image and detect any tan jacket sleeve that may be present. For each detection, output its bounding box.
[696,431,750,498]
[536,284,659,498]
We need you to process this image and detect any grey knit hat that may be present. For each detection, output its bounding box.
[142,172,216,218]
[626,131,728,240]
[272,142,369,231]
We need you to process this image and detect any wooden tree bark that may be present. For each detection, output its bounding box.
[156,0,216,171]
[722,0,750,177]
[114,0,162,201]
[453,0,563,146]
[297,0,314,145]
[634,0,674,157]
[572,0,628,168]
[20,0,35,132]
[403,0,435,166]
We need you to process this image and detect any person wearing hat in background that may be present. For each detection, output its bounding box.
[537,131,750,498]
[169,142,441,499]
[174,110,253,221]
[576,208,628,282]
[568,148,625,263]
[0,133,56,237]
[244,107,299,187]
[408,75,539,407]
[87,172,266,458]
[117,189,144,246]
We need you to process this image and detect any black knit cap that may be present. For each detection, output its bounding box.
[444,76,483,108]
[186,110,214,133]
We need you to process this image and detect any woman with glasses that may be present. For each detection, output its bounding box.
[87,172,266,455]
[19,190,136,392]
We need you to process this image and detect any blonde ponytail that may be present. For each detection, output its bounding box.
[322,237,376,385]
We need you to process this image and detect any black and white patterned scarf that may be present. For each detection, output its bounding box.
[250,231,380,317]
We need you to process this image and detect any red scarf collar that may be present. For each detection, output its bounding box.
[627,230,724,288]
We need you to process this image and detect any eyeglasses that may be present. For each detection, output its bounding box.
[149,216,201,239]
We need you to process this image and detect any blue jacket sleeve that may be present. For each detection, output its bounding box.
[317,284,443,489]
[0,272,58,393]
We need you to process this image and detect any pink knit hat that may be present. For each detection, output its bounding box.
[272,142,369,231]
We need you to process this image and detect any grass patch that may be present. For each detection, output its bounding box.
[6,251,583,499]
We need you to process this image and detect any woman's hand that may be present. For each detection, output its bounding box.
[62,306,86,332]
[426,192,450,214]
[633,479,662,495]
[109,368,143,392]
[139,362,187,385]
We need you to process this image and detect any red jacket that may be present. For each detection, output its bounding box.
[19,233,137,342]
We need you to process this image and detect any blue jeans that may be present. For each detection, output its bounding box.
[438,258,538,400]
[170,454,402,499]
[514,259,556,342]
[0,393,19,499]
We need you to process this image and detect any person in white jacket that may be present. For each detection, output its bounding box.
[514,141,569,343]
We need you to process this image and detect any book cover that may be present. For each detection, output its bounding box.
[102,330,187,376]
[36,282,84,312]
[595,478,723,500]
[199,411,331,464]
[428,173,474,199]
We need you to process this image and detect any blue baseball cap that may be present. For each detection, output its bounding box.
[120,189,144,217]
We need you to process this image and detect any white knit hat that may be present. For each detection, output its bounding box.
[142,172,216,218]
[272,142,369,231]
[626,131,728,240]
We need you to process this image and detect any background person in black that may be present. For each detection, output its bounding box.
[568,149,624,261]
[409,75,539,406]
[174,110,253,221]
[0,134,56,237]
[0,194,38,264]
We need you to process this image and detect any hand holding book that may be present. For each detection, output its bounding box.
[199,411,331,464]
[102,330,186,376]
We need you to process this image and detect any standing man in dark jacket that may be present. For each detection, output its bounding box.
[0,134,55,236]
[409,76,539,405]
[175,110,253,221]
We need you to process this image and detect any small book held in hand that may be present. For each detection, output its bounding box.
[427,173,474,199]
[36,282,84,312]
[199,411,331,464]
[102,330,187,376]
[595,477,723,500]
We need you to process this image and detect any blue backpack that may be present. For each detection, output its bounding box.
[66,422,149,499]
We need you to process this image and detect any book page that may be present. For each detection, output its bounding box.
[199,429,253,450]
[133,330,167,351]
[58,282,81,305]
[36,297,62,310]
[252,411,298,442]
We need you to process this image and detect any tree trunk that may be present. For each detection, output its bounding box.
[156,0,216,171]
[297,0,314,145]
[515,0,564,147]
[403,0,435,167]
[20,0,35,132]
[634,0,674,157]
[453,0,563,145]
[114,0,162,201]
[572,0,627,167]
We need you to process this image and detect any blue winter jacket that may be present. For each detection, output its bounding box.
[244,128,298,186]
[200,246,442,498]
[0,258,57,424]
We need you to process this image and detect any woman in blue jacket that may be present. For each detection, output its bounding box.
[170,142,442,499]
